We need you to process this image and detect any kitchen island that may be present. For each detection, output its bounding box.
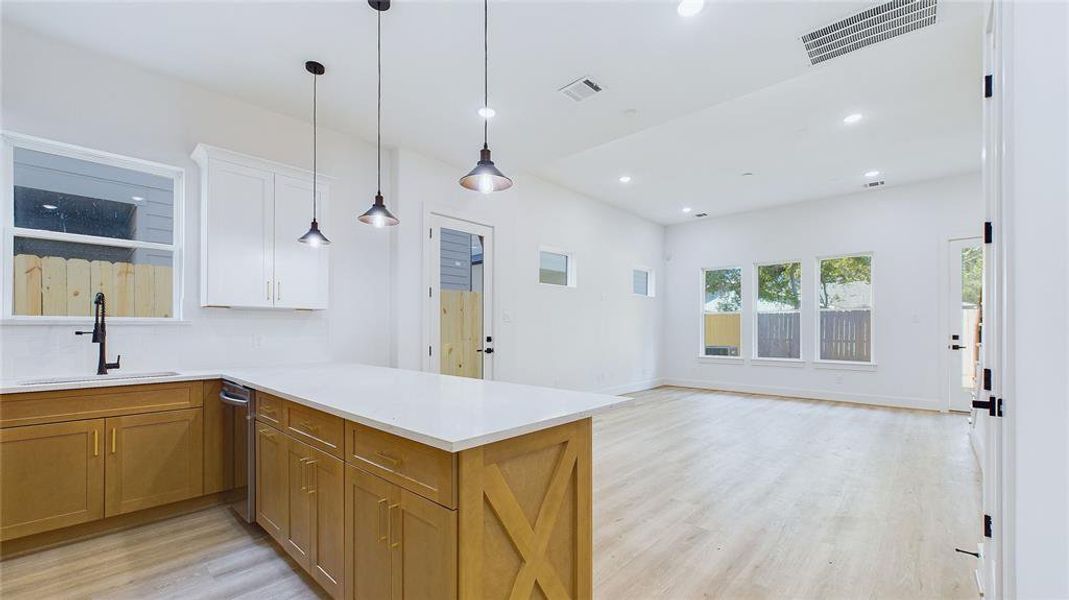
[0,363,629,600]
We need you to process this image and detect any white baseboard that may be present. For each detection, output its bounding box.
[661,377,941,411]
[599,378,664,396]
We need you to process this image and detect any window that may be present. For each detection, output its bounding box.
[539,249,574,287]
[755,261,801,359]
[5,134,183,320]
[702,267,742,356]
[632,268,654,297]
[818,255,872,362]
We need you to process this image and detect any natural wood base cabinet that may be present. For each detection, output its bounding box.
[0,420,105,541]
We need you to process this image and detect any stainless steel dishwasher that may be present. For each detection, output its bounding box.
[219,380,256,523]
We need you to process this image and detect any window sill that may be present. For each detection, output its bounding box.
[812,360,878,372]
[750,357,806,368]
[696,355,745,365]
[1,318,191,327]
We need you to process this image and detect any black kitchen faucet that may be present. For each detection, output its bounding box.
[75,292,121,375]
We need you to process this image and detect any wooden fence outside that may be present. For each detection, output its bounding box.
[440,290,483,378]
[12,254,173,318]
[757,312,801,358]
[819,309,872,362]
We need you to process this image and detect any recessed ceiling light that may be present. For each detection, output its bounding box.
[677,0,704,17]
[842,113,864,125]
[477,106,495,119]
[864,170,881,178]
[682,207,692,213]
[131,195,145,201]
[618,175,632,183]
[41,204,58,210]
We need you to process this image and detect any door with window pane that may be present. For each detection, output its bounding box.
[948,238,983,411]
[427,215,494,380]
[755,262,801,359]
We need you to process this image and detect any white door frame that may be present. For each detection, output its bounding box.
[422,212,495,379]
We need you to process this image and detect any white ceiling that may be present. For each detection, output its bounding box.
[4,0,983,224]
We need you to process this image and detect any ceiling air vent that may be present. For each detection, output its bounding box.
[801,0,937,66]
[863,180,886,189]
[558,77,603,102]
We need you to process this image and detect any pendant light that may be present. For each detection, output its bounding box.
[458,0,512,194]
[298,60,331,246]
[359,0,400,228]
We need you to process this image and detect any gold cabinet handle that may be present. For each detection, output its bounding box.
[375,450,402,467]
[299,420,319,434]
[110,428,117,454]
[93,429,99,457]
[377,498,389,542]
[298,457,309,491]
[306,460,317,495]
[388,503,401,549]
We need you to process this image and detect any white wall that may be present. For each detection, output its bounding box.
[1003,2,1069,596]
[392,149,663,394]
[660,173,982,410]
[0,25,392,378]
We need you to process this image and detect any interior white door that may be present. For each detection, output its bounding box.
[203,160,274,308]
[425,214,494,380]
[272,174,329,310]
[947,237,983,412]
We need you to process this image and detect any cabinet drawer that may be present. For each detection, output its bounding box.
[345,422,456,508]
[286,402,344,460]
[0,383,202,428]
[255,393,284,428]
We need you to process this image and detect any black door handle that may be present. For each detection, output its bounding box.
[949,344,965,350]
[477,347,494,354]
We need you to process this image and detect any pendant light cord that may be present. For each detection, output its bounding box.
[312,70,318,220]
[377,10,382,196]
[483,0,489,147]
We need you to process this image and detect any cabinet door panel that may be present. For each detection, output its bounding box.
[285,436,314,567]
[344,466,394,600]
[0,420,105,540]
[273,174,329,310]
[309,446,345,599]
[104,408,203,517]
[256,423,288,543]
[203,160,274,308]
[396,488,457,600]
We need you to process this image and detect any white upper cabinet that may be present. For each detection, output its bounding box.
[192,144,330,310]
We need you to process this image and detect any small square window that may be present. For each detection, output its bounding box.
[539,250,573,286]
[632,269,654,297]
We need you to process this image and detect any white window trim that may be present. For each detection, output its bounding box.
[1,132,186,324]
[752,259,803,361]
[632,266,655,298]
[699,265,744,359]
[814,252,876,366]
[538,246,576,288]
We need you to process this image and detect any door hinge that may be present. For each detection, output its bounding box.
[984,514,993,538]
[428,345,433,357]
[984,74,994,98]
[428,287,432,298]
[429,228,433,239]
[972,396,1003,418]
[984,221,993,244]
[983,368,992,391]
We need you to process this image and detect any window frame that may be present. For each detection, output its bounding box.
[1,132,186,324]
[699,265,744,361]
[538,246,576,288]
[752,259,804,363]
[632,266,655,298]
[813,252,876,367]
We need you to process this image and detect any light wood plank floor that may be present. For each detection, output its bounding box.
[0,387,980,599]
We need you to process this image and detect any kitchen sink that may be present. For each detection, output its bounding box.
[17,371,182,386]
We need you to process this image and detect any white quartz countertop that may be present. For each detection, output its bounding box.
[0,363,631,452]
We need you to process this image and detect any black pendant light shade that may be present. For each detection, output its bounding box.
[459,0,511,194]
[299,60,331,246]
[360,1,399,228]
[459,144,513,193]
[358,193,399,228]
